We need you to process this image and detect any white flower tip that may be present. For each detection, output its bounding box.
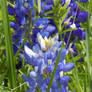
[37,33,47,51]
[24,45,40,58]
[70,23,76,28]
[59,71,63,77]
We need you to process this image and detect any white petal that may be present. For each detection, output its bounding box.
[59,71,63,77]
[30,71,37,77]
[66,0,71,4]
[35,66,38,72]
[70,23,76,28]
[37,33,46,51]
[24,45,40,58]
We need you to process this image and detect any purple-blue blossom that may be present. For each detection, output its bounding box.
[22,32,74,92]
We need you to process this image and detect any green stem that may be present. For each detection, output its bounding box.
[46,48,62,92]
[1,0,17,89]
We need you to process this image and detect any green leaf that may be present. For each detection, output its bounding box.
[62,28,77,33]
[41,10,53,16]
[0,45,5,50]
[0,73,6,85]
[61,7,70,23]
[0,10,2,21]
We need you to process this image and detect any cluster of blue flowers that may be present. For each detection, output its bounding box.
[8,0,88,92]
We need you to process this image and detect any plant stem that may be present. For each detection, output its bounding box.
[46,48,62,92]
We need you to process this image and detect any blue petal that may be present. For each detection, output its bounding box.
[26,88,36,92]
[34,18,50,27]
[60,76,70,84]
[79,0,88,3]
[76,11,88,23]
[22,75,36,87]
[59,49,66,62]
[8,5,15,15]
[63,63,74,72]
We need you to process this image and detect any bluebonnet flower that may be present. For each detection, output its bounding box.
[15,0,34,26]
[9,0,35,55]
[23,33,74,91]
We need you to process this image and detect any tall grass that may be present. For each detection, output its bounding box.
[86,0,92,91]
[0,0,17,90]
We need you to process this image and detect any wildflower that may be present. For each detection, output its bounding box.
[23,33,74,92]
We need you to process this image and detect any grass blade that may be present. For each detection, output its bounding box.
[86,0,92,91]
[0,0,17,89]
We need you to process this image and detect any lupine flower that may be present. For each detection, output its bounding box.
[23,33,74,92]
